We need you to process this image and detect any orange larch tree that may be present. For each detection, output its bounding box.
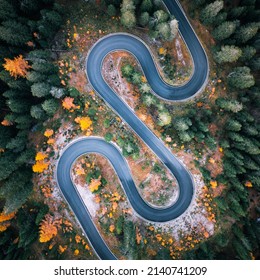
[3,55,31,79]
[39,214,59,243]
[1,119,12,126]
[0,211,16,233]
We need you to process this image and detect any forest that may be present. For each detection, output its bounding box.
[0,0,259,260]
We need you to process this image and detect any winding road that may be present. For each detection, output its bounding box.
[56,0,209,259]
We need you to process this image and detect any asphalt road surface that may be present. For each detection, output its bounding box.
[56,0,209,259]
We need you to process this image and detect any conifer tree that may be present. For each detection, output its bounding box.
[227,67,255,89]
[212,21,239,41]
[200,1,224,25]
[0,21,31,46]
[214,45,242,64]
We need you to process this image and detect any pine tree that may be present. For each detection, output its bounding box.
[235,23,259,44]
[228,132,244,143]
[142,93,156,106]
[216,98,243,113]
[6,98,31,114]
[229,6,247,19]
[214,45,242,64]
[227,67,255,89]
[212,12,227,26]
[121,64,134,77]
[212,21,239,41]
[1,170,32,213]
[140,0,153,13]
[179,131,193,142]
[0,21,31,46]
[0,126,14,150]
[26,71,47,83]
[192,0,206,9]
[50,87,64,98]
[6,130,28,151]
[16,210,38,249]
[153,0,162,8]
[121,10,136,28]
[15,114,33,130]
[156,22,171,40]
[115,216,124,235]
[15,148,35,165]
[169,19,179,39]
[227,192,246,217]
[153,10,169,24]
[243,155,259,171]
[37,10,62,40]
[174,117,191,131]
[107,4,117,16]
[31,82,51,97]
[232,239,251,260]
[123,221,136,258]
[41,98,59,115]
[158,110,171,126]
[213,231,230,247]
[0,0,17,21]
[250,57,260,71]
[239,46,256,62]
[226,118,242,131]
[139,12,149,27]
[132,72,142,85]
[31,61,57,74]
[242,123,258,136]
[140,83,151,94]
[121,0,135,13]
[233,137,260,155]
[200,1,224,25]
[0,152,18,181]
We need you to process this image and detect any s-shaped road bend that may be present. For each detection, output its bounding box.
[56,0,209,260]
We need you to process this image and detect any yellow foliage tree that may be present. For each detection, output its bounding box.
[39,214,58,243]
[74,249,79,256]
[74,116,92,131]
[245,181,253,188]
[47,138,55,145]
[158,47,167,56]
[88,176,101,192]
[75,165,85,176]
[35,152,47,161]
[44,129,54,138]
[75,234,81,243]
[58,245,67,254]
[33,160,49,173]
[210,180,217,188]
[33,152,49,173]
[3,55,31,79]
[109,224,115,233]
